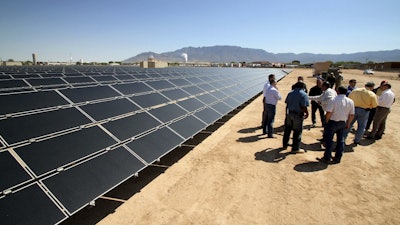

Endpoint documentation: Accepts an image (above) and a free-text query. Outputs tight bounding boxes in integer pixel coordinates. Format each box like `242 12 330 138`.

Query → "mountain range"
123 46 400 64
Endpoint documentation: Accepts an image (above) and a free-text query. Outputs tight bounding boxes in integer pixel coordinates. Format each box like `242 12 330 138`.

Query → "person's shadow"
237 134 267 143
237 126 259 134
254 147 290 163
294 161 328 172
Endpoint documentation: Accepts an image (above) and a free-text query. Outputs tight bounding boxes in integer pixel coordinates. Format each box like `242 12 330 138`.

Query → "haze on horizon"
1 0 399 62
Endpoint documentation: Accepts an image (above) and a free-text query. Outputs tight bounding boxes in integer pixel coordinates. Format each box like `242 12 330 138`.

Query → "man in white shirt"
317 86 355 164
260 74 276 128
262 79 282 137
367 82 395 140
308 81 337 112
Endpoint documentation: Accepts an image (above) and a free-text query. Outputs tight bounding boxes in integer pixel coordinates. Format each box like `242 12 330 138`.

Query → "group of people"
261 73 395 164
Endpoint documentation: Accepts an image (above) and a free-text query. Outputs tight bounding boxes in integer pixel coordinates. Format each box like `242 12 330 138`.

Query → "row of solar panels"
0 67 268 93
0 67 289 225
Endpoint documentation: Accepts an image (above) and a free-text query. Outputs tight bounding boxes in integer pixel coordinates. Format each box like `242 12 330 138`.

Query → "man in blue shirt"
283 81 309 153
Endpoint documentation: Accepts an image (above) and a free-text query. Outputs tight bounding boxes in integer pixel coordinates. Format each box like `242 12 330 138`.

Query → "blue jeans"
343 107 370 143
323 120 346 161
283 112 304 150
262 103 276 137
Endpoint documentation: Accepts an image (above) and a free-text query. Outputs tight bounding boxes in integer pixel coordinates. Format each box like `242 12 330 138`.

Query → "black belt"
289 110 303 115
355 107 370 111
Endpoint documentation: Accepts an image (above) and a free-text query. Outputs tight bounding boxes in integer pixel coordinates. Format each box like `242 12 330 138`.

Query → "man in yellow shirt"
343 82 378 144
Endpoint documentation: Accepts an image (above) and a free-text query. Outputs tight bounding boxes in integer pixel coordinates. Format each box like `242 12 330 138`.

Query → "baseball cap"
365 81 375 87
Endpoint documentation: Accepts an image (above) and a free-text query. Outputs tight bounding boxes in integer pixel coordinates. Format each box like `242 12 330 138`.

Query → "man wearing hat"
365 80 388 131
343 81 378 144
367 82 395 140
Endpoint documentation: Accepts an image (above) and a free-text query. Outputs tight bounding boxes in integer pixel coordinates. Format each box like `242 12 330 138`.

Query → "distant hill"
123 46 400 64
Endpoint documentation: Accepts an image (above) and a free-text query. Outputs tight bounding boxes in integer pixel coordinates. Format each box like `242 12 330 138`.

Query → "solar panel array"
0 66 289 225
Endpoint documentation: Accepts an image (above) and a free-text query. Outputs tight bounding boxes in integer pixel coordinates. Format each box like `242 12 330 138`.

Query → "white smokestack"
181 53 188 62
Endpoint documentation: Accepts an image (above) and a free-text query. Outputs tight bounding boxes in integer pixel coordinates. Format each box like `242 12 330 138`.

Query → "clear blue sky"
1 0 399 62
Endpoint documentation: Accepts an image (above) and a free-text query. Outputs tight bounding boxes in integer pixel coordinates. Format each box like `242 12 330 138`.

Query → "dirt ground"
66 68 400 225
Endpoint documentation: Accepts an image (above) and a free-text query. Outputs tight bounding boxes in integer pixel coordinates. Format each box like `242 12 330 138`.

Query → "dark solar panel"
169 78 192 87
160 88 190 100
112 82 153 95
0 91 69 116
210 90 228 99
42 146 146 214
182 85 205 95
115 74 135 81
148 103 187 123
127 127 184 163
26 77 67 87
41 73 63 78
91 75 117 82
15 126 117 176
130 92 170 108
61 86 120 103
176 97 205 112
146 80 175 90
0 151 32 191
197 83 215 92
11 74 40 79
64 76 95 84
168 115 207 139
80 98 140 121
186 77 204 84
196 93 219 105
211 101 233 115
223 97 242 108
0 108 91 145
0 75 12 79
102 112 161 141
194 107 222 124
0 184 67 225
0 80 30 89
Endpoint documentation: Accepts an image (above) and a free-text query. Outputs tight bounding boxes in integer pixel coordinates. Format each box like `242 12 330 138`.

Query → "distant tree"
332 61 359 67
7 59 14 62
